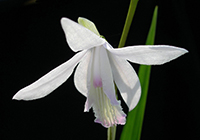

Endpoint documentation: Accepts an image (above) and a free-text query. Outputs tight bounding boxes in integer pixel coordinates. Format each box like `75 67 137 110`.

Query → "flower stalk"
118 0 139 48
108 0 139 139
107 126 117 140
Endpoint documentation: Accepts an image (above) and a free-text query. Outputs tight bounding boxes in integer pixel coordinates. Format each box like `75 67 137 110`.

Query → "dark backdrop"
1 0 199 139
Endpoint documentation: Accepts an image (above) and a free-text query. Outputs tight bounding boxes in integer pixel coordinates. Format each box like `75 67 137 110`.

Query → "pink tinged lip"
92 87 126 128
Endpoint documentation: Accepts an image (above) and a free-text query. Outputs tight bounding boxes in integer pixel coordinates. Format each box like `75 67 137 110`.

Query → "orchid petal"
108 53 141 111
100 46 119 105
106 44 188 65
74 50 92 97
84 87 95 112
78 17 100 36
13 50 88 100
61 18 105 52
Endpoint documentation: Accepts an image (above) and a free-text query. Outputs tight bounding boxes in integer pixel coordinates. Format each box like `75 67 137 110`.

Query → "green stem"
107 126 117 140
107 0 139 140
118 0 139 48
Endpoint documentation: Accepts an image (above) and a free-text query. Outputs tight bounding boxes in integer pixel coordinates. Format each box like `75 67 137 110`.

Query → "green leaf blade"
120 6 158 140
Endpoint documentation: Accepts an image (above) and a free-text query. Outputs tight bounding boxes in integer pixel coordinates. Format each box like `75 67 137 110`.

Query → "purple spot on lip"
93 77 102 88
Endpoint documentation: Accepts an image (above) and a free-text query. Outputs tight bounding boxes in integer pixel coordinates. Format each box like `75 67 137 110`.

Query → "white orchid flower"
13 17 188 128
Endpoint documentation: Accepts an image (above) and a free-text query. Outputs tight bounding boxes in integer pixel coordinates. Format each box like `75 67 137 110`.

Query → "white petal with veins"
108 52 141 111
74 50 92 97
106 44 188 65
13 50 88 100
61 18 105 52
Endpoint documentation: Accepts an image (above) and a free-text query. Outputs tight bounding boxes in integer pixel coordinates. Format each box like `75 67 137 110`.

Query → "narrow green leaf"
120 6 158 140
145 6 158 45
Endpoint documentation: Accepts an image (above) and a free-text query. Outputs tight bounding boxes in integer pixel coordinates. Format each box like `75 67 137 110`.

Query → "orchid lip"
89 87 126 128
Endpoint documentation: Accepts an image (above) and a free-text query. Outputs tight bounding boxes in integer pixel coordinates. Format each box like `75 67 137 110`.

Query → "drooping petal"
13 50 88 100
84 86 95 112
83 51 96 112
108 52 141 111
61 18 106 52
78 17 100 36
105 43 188 65
100 46 119 105
74 50 92 97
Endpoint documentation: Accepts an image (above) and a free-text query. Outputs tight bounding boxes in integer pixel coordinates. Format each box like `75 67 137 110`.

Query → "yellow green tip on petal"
78 17 100 36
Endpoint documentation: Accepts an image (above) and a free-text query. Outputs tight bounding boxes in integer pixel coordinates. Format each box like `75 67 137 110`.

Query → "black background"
0 0 199 139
